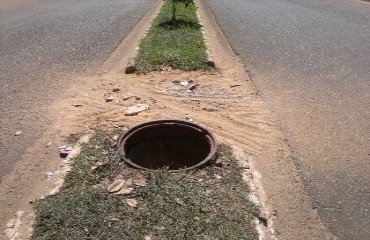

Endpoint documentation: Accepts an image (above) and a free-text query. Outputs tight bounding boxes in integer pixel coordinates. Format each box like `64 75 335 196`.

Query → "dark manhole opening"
118 120 217 170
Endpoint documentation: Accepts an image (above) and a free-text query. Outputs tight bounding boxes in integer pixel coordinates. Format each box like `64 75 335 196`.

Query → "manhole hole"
118 120 217 170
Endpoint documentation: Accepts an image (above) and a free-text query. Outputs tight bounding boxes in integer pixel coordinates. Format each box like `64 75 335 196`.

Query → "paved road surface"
0 0 154 181
204 0 370 239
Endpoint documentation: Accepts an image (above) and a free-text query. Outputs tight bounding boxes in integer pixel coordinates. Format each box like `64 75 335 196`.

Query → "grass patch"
31 130 259 239
135 0 210 73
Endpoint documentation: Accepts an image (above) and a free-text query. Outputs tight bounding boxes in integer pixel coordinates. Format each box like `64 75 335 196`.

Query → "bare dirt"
1 0 337 239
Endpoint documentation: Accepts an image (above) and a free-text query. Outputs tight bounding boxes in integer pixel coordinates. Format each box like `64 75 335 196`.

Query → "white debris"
123 104 149 116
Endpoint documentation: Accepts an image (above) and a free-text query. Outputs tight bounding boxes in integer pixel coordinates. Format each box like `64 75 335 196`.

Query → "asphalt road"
0 0 154 181
204 0 370 239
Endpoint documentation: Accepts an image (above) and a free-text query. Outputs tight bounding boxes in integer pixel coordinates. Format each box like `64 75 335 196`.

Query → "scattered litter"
126 198 138 208
123 104 149 116
44 171 54 180
107 179 125 193
115 187 134 195
14 131 22 136
46 142 52 147
182 79 194 86
105 96 114 102
144 236 152 240
170 79 199 93
112 88 121 92
230 84 241 88
59 145 73 157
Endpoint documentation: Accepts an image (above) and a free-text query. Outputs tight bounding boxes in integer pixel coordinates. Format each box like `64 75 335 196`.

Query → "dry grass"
31 130 259 239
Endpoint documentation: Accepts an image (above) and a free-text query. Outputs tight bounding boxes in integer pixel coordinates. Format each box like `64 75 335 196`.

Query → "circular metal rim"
117 119 217 171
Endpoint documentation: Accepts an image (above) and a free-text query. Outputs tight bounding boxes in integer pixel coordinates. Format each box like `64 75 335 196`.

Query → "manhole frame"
117 119 217 171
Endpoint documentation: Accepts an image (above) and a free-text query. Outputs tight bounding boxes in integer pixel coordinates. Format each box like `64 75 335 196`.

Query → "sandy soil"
0 0 336 239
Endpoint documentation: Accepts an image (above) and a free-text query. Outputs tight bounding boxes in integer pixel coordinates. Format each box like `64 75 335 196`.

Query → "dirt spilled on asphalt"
0 0 335 239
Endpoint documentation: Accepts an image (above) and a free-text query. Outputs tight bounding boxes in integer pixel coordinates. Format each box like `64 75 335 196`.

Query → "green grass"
31 131 259 239
135 0 210 73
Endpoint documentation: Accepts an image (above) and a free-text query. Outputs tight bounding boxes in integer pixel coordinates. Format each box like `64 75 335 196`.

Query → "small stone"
215 158 223 166
125 65 136 74
187 84 199 91
185 117 194 122
4 228 15 239
107 179 125 193
15 131 22 136
105 96 114 102
243 163 251 169
123 104 149 116
44 171 53 180
206 60 216 68
6 219 15 228
112 88 121 92
144 236 152 240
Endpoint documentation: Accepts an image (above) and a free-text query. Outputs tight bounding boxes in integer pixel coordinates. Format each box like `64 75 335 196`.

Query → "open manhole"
118 120 217 170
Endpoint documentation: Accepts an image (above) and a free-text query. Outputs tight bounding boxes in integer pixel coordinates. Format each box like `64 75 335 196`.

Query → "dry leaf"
214 174 223 180
107 179 125 193
126 198 138 208
125 178 133 186
90 161 107 170
133 177 147 186
115 187 134 195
